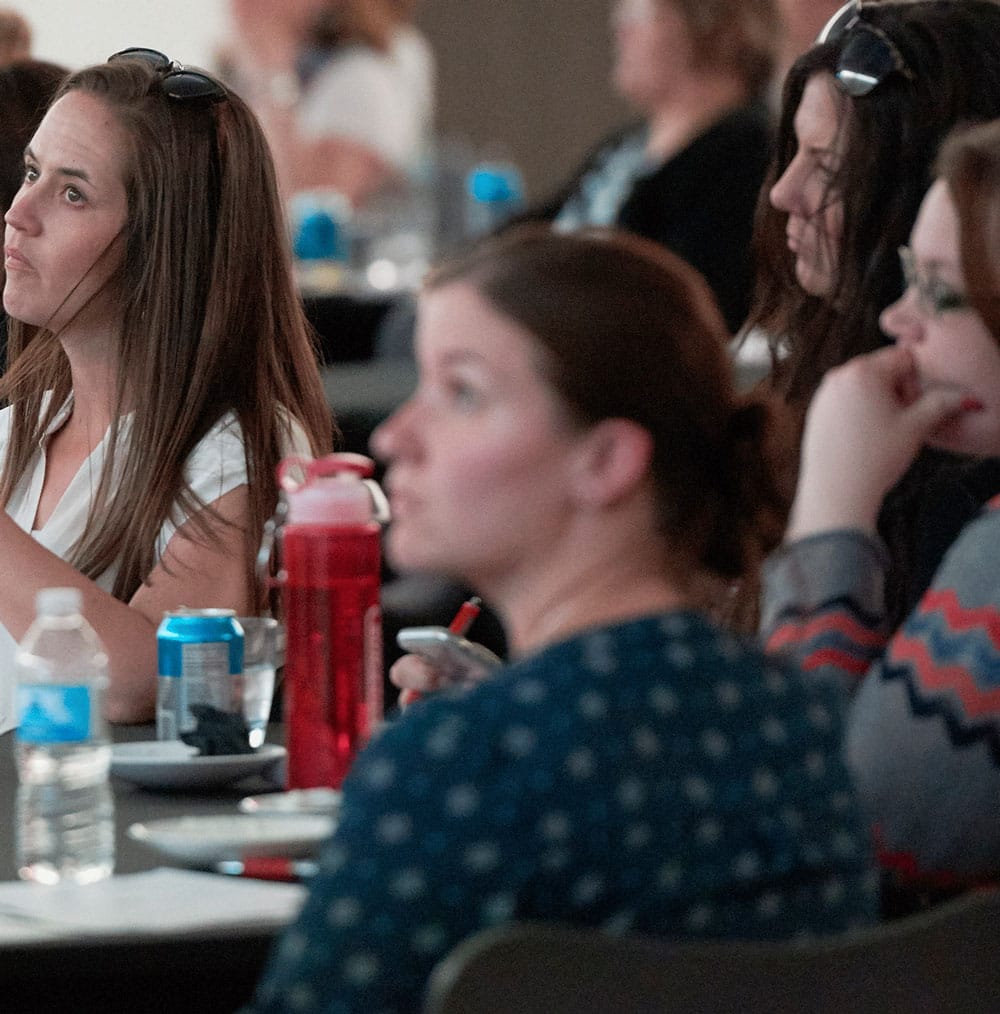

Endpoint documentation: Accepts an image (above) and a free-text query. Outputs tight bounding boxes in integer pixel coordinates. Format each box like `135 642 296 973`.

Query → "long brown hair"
744 1 1000 628
0 57 333 609
747 0 1000 405
427 225 791 584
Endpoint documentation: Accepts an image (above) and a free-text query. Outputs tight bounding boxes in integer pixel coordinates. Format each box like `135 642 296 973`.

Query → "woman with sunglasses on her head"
0 51 331 732
762 118 1000 910
245 226 876 1014
745 0 1000 631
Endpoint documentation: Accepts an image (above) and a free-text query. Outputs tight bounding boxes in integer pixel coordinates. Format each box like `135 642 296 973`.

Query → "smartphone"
395 626 502 686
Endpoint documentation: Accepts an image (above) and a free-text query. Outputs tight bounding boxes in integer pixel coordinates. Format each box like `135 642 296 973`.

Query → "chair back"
423 889 1000 1014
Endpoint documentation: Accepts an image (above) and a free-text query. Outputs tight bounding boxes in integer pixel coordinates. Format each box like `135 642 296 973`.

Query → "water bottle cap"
36 587 82 617
277 453 378 525
278 452 374 490
294 209 340 261
468 164 523 204
290 189 351 262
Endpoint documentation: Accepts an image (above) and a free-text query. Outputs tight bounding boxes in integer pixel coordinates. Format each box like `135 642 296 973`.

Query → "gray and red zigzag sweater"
761 496 1000 888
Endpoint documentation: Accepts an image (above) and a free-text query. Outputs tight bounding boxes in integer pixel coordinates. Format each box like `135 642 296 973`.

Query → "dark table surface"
0 725 291 1014
0 724 285 881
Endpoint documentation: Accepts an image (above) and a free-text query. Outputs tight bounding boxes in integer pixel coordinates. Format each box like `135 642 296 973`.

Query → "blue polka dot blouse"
247 610 878 1013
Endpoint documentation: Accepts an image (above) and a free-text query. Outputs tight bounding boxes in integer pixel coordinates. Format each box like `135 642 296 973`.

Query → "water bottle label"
16 684 91 743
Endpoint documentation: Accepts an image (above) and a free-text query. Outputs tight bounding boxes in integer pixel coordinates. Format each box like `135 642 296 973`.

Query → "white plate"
110 740 286 790
239 787 343 816
127 814 335 867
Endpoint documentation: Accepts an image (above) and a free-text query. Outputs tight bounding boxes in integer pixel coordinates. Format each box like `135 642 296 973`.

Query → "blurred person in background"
245 225 875 1014
0 8 30 67
0 59 67 371
511 0 781 333
0 60 66 216
219 0 434 208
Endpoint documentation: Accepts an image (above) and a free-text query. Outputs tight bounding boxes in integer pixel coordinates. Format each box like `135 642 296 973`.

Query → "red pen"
399 597 482 708
448 596 482 636
215 857 319 881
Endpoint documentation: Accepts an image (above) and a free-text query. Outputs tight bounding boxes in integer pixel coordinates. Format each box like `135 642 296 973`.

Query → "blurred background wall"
11 0 629 201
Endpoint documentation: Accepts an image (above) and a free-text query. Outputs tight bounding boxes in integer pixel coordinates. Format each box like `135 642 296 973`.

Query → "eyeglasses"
898 246 968 316
816 0 915 98
108 47 228 103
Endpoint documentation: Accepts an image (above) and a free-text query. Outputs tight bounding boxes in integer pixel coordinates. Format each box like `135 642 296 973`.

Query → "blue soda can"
156 609 244 741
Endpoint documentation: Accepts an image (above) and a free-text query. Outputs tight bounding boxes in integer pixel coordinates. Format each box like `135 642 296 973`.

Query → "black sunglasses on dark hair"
816 0 915 98
108 47 228 103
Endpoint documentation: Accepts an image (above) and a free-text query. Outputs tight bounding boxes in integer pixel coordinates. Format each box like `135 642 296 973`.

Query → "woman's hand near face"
786 345 971 541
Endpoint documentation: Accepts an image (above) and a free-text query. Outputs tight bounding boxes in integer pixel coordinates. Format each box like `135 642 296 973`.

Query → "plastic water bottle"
464 161 525 238
14 587 115 884
290 189 352 295
275 453 388 788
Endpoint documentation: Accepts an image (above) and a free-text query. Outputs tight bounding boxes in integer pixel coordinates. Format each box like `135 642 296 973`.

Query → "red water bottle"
275 453 388 788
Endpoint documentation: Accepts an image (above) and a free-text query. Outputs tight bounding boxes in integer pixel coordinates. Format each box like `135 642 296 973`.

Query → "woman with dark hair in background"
0 51 331 731
745 0 1000 628
512 0 780 333
245 226 876 1014
0 59 66 215
763 116 1000 908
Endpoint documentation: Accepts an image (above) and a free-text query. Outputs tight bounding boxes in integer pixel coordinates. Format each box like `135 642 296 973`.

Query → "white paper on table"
0 867 306 944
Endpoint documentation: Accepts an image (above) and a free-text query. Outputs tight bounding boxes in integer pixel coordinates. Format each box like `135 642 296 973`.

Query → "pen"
448 596 482 636
215 858 319 882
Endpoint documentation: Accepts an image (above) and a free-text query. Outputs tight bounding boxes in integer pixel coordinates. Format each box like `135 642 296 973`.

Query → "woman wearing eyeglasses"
762 118 1000 909
744 0 1000 634
0 52 331 731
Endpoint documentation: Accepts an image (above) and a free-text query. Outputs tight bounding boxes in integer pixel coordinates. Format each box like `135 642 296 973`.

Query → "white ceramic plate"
127 814 335 867
110 740 286 790
239 787 343 817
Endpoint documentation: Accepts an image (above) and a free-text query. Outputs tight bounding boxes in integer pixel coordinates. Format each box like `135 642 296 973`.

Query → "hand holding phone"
394 626 502 689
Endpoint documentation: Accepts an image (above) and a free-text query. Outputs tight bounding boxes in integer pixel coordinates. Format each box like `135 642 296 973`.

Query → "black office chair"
423 889 1000 1014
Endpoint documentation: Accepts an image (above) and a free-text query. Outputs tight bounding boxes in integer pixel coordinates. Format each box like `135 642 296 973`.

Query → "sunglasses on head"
108 47 228 103
816 0 915 98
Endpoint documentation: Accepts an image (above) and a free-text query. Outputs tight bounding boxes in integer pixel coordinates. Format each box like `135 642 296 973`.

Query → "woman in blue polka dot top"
245 226 877 1014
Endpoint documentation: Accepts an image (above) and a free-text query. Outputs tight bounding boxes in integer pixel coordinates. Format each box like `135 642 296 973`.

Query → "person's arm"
762 346 1000 881
258 108 396 207
763 496 1000 883
762 346 969 686
283 51 409 204
761 527 893 691
845 502 1000 881
0 482 252 724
